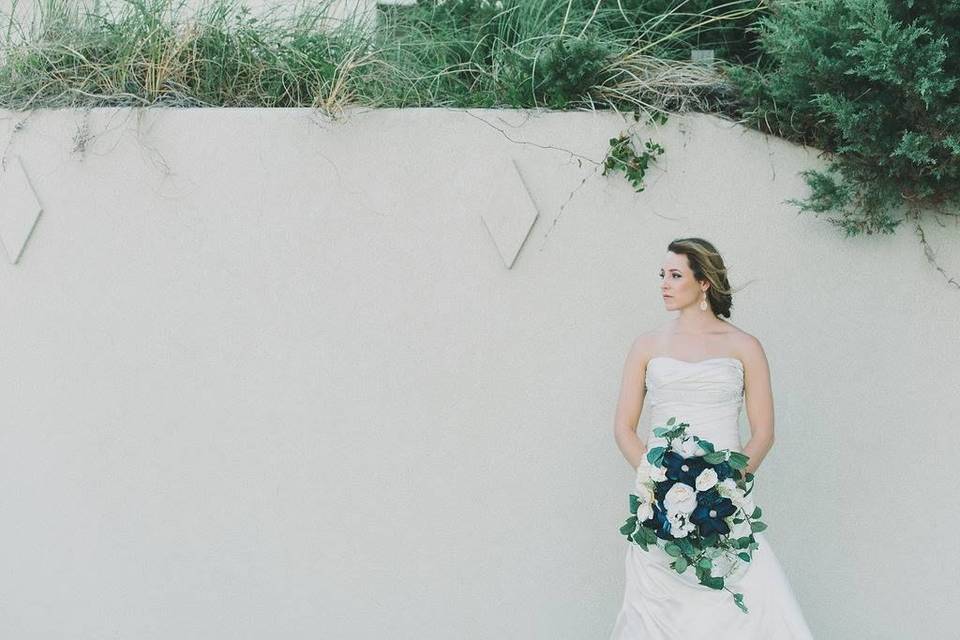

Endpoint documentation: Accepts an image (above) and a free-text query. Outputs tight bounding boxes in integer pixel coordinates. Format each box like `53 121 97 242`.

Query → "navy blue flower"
713 460 734 481
653 478 674 504
663 450 707 486
651 502 673 540
690 490 736 536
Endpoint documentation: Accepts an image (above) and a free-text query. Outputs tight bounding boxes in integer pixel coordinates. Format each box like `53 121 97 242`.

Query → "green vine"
602 133 666 193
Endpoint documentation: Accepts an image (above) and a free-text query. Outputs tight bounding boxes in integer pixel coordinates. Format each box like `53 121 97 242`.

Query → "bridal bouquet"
619 417 766 614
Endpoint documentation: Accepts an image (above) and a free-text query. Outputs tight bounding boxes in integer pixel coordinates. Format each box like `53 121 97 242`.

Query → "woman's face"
659 251 704 311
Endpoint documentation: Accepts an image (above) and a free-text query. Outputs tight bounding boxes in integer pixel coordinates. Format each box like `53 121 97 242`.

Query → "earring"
699 293 708 311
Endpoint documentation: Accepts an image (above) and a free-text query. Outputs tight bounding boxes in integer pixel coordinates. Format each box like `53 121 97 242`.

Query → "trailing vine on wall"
603 134 666 193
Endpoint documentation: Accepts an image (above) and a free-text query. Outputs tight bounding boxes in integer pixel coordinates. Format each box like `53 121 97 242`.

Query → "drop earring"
699 293 708 311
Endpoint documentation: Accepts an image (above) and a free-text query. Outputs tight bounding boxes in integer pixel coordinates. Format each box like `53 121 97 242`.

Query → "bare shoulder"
726 326 769 371
624 328 662 366
631 325 669 352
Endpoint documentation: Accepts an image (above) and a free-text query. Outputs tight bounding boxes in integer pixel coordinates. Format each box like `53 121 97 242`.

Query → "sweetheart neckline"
648 356 743 369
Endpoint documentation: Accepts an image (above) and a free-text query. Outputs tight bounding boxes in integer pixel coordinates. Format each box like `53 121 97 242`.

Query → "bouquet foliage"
619 417 767 613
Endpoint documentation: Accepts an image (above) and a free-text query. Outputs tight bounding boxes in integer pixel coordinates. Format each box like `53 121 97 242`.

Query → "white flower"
673 435 703 458
717 478 755 514
733 490 756 515
635 460 652 486
650 464 668 482
633 463 656 519
664 482 698 515
717 478 736 493
634 478 655 507
636 500 654 523
695 467 719 492
667 510 695 538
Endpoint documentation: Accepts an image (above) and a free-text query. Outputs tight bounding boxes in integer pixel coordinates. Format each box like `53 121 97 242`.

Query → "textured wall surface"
0 106 957 639
0 0 396 30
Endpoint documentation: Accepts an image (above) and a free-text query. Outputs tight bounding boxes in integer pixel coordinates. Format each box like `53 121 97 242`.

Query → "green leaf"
619 516 637 535
727 451 750 469
738 552 751 562
666 417 676 425
704 451 726 464
697 557 713 569
751 521 768 533
701 575 724 589
674 556 688 573
646 447 666 466
751 506 762 519
733 592 748 613
664 543 682 557
652 427 668 437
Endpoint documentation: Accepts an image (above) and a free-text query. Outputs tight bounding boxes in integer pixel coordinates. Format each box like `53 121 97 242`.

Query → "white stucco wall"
0 105 957 639
0 0 403 32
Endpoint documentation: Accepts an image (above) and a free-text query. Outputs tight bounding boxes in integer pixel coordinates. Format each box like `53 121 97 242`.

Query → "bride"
608 238 814 639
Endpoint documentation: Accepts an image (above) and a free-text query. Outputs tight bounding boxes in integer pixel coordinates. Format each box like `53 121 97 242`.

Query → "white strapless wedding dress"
608 357 814 639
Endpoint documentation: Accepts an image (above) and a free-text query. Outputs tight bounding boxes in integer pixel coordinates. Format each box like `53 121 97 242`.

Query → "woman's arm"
741 336 775 476
613 336 650 471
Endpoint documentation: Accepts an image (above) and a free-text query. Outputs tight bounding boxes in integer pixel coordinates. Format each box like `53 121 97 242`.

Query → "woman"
608 238 814 639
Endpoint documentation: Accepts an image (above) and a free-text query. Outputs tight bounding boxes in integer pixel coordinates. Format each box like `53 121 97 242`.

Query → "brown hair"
666 237 734 318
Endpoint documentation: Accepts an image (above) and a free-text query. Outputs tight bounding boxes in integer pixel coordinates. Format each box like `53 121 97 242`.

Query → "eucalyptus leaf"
702 575 724 589
646 447 666 466
728 451 749 469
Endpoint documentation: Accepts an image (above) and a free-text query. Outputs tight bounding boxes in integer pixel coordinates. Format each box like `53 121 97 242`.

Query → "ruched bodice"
644 357 745 454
